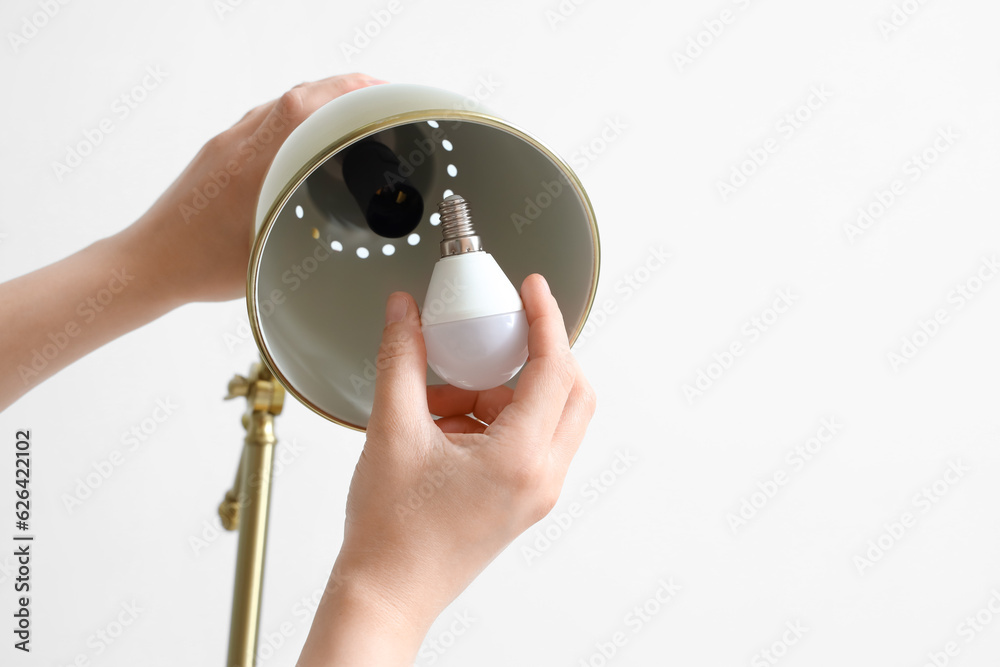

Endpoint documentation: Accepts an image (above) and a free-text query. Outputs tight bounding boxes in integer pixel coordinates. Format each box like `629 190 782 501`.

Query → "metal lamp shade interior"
248 84 599 430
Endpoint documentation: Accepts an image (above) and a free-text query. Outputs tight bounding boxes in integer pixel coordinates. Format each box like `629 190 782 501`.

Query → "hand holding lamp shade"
221 83 600 665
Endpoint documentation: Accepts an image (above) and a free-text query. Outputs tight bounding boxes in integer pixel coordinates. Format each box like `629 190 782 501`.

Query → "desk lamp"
217 83 600 665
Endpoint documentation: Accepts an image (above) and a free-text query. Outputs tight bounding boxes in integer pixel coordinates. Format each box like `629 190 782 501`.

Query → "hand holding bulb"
297 272 596 666
420 194 529 390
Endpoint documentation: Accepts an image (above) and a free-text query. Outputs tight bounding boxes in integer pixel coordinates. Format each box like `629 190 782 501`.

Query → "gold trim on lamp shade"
246 109 601 432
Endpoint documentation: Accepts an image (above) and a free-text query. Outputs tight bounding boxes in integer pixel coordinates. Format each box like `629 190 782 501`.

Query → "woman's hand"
297 274 597 666
130 72 386 303
0 73 385 411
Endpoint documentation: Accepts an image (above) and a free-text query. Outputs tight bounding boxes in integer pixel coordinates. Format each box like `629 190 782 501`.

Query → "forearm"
0 75 385 414
297 562 435 667
0 220 180 410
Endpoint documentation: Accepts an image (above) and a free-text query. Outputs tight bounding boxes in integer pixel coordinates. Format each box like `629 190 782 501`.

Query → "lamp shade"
247 83 600 430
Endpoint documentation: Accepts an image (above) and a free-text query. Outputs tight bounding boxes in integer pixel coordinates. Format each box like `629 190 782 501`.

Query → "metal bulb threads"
440 194 474 237
438 194 483 257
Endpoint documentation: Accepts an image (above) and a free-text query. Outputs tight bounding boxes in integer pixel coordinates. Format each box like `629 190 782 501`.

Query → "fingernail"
386 293 408 324
366 78 389 85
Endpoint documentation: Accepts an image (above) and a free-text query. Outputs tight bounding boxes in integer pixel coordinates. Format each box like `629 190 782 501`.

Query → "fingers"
433 415 488 435
489 274 576 444
229 99 274 131
250 73 387 147
211 74 388 159
368 292 432 437
427 384 513 425
549 371 597 468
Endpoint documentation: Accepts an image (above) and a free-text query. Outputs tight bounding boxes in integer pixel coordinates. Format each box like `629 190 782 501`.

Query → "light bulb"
421 194 528 391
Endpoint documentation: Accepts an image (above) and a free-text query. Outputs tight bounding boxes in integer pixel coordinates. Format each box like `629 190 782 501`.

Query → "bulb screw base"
439 194 483 257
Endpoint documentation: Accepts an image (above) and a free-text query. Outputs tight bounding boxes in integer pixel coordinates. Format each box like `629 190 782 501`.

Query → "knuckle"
504 457 545 494
276 88 307 122
527 485 560 524
341 72 370 85
497 453 562 524
335 72 373 94
205 129 228 149
200 131 232 157
375 334 411 372
536 487 561 520
579 381 597 417
543 352 577 393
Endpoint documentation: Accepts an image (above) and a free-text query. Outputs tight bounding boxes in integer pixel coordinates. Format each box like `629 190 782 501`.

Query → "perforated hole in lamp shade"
252 117 597 430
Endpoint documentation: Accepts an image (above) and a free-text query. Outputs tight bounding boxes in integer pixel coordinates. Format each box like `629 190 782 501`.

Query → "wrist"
298 560 437 666
107 216 188 313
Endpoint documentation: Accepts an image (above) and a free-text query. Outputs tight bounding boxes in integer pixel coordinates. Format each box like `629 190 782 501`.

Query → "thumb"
368 292 431 434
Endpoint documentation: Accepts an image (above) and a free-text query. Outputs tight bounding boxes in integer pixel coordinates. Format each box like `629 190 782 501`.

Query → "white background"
2 0 1000 665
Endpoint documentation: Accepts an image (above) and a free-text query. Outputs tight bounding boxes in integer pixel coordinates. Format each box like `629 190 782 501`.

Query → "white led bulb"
421 195 528 391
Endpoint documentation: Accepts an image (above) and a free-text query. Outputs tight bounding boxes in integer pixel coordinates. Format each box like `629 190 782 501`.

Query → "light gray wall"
1 0 999 665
